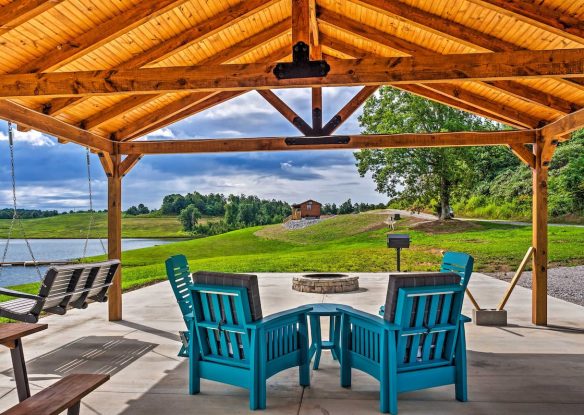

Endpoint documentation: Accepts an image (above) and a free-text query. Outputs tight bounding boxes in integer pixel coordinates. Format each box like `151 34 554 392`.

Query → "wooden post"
532 138 548 326
107 154 123 321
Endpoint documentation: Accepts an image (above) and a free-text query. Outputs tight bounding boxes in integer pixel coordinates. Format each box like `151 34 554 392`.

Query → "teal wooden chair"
379 252 474 316
165 254 194 357
188 279 311 410
338 272 471 414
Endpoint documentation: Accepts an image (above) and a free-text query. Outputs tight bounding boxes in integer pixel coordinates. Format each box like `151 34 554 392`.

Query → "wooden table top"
0 323 48 346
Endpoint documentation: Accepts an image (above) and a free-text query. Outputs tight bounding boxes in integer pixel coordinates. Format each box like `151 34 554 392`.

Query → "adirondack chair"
0 261 119 323
338 272 470 414
188 277 311 410
379 252 474 316
165 254 194 357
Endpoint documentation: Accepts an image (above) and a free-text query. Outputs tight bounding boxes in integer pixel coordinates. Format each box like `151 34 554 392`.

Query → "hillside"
0 212 188 238
3 213 584 304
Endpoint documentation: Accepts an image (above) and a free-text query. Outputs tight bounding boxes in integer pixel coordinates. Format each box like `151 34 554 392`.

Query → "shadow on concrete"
4 336 156 380
115 320 182 342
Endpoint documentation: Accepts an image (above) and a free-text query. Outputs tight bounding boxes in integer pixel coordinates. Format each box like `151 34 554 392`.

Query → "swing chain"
82 147 107 259
1 122 42 280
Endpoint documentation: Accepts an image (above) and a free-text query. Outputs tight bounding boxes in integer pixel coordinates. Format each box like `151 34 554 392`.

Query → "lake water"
0 238 180 287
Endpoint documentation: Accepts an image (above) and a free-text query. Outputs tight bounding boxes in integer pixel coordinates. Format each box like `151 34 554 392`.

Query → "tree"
356 86 501 220
339 199 354 214
179 205 201 232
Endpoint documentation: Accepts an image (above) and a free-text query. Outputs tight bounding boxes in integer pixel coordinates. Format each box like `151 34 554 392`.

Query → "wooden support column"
107 153 123 321
532 136 548 326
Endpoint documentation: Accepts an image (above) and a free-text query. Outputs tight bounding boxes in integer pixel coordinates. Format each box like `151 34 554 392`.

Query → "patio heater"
387 234 410 272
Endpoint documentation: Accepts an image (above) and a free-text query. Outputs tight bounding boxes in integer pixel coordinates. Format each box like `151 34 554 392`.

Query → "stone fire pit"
292 273 359 293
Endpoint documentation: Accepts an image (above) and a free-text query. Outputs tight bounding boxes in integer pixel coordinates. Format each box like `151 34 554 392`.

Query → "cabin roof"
0 0 583 154
292 200 321 208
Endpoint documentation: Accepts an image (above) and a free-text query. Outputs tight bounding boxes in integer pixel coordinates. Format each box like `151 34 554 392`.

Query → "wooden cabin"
291 200 321 220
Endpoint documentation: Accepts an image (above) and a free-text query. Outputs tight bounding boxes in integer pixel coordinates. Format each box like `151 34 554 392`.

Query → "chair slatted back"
39 267 82 311
440 252 474 289
84 261 119 302
393 284 465 371
190 284 253 367
165 255 194 322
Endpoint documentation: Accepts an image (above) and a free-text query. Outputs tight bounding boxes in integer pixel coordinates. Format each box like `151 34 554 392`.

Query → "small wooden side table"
0 323 48 402
306 303 351 370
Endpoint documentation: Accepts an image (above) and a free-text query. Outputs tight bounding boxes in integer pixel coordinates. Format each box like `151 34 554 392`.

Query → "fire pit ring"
292 273 359 294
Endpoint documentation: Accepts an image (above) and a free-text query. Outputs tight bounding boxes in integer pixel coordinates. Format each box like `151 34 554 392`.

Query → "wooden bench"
1 374 109 415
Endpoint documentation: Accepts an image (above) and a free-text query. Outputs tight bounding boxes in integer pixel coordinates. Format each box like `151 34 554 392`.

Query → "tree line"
357 86 584 222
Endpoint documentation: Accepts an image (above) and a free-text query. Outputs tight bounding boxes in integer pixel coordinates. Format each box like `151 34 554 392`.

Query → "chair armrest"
247 305 313 330
0 287 40 301
460 314 472 323
336 306 400 331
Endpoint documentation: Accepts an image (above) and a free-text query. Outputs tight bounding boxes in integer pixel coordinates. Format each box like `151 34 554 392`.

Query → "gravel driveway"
489 266 584 307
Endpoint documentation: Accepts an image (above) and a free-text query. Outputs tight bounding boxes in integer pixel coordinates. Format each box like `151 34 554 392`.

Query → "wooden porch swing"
0 122 119 323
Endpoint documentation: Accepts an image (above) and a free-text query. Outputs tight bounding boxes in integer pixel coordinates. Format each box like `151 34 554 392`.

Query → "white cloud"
0 130 55 147
141 128 175 140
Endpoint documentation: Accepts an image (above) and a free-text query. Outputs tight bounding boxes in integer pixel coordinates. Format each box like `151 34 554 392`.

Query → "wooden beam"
321 37 546 129
119 154 143 177
292 0 310 45
119 130 536 155
397 84 523 128
509 144 535 169
540 107 584 139
98 152 114 177
107 154 122 322
0 0 63 34
319 8 578 115
122 91 246 142
0 100 112 152
79 21 291 132
532 137 548 326
257 90 313 135
322 86 378 135
16 0 190 73
116 47 291 142
422 83 542 128
466 0 584 45
318 7 432 57
115 92 215 140
4 48 584 98
309 0 319 47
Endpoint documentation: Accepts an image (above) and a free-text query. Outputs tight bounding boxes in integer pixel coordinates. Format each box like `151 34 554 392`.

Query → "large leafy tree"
355 87 510 219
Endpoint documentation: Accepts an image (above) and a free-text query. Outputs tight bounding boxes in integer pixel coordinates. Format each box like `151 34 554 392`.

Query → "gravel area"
283 218 326 230
488 265 584 307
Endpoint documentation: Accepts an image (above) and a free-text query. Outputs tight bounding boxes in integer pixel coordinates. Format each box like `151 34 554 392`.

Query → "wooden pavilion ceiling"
0 0 583 152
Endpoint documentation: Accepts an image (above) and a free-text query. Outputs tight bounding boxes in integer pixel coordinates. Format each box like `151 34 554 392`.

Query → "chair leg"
340 315 351 388
309 315 322 370
388 332 398 415
455 324 468 402
188 322 200 395
258 377 267 410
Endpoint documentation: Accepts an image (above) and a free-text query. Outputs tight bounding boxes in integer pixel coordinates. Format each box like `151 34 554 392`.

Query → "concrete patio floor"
0 272 583 414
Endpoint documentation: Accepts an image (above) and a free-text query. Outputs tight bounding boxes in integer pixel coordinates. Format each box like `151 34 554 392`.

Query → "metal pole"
396 248 401 272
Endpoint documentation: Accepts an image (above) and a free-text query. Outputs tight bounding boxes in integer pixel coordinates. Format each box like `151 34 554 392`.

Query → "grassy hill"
0 212 189 238
3 213 584 305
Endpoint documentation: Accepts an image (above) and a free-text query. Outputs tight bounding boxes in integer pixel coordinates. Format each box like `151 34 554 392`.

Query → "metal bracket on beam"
285 135 350 146
273 42 330 80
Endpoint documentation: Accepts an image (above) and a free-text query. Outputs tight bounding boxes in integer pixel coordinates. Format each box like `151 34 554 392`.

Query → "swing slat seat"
0 260 119 323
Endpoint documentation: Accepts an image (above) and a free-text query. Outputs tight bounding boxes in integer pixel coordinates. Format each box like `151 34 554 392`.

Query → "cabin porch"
0 272 581 414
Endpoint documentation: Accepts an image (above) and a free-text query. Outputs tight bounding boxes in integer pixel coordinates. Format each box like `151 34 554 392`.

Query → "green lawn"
2 213 584 308
0 212 189 238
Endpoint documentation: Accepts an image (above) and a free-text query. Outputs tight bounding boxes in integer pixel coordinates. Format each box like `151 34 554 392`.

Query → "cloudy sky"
0 87 387 211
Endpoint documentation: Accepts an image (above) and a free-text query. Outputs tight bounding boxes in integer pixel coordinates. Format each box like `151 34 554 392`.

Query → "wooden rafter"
466 0 584 45
121 91 246 142
322 86 378 135
539 108 584 166
257 90 313 136
44 1 286 120
321 37 548 129
318 7 576 115
3 48 584 98
0 0 63 35
509 144 535 169
16 0 191 74
118 130 536 155
292 0 310 45
119 155 143 177
0 100 111 152
354 0 584 93
114 46 291 142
